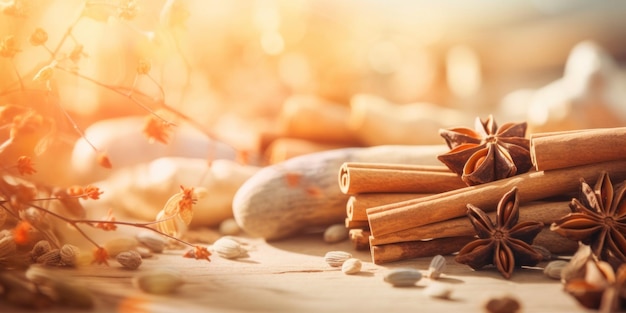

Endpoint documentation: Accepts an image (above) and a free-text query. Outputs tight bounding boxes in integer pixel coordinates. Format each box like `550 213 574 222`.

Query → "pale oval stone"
136 231 166 253
341 258 362 275
384 268 422 287
423 282 453 299
324 251 352 267
132 269 184 295
323 224 349 243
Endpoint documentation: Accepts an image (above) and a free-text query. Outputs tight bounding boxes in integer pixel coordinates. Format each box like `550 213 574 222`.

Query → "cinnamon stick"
345 218 368 229
370 227 577 264
349 229 371 251
371 236 474 264
346 193 431 222
338 162 465 195
530 127 626 171
369 200 571 246
367 160 626 237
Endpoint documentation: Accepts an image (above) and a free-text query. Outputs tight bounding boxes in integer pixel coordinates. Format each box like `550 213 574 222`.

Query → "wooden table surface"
1 232 586 313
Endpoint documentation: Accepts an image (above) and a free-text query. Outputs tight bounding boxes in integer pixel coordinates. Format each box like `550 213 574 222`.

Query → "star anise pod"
563 258 626 312
455 187 544 279
550 172 626 265
437 115 532 186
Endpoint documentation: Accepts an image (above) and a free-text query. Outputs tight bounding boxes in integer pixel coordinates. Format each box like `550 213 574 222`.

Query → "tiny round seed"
341 258 362 275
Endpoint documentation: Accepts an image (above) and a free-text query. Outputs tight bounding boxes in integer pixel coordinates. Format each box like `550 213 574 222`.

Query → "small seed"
36 249 62 266
384 268 422 287
212 237 247 259
116 250 142 270
132 269 184 295
484 295 521 313
423 282 453 299
59 244 81 267
341 258 362 275
323 224 349 243
29 240 50 262
426 254 446 279
136 231 165 253
543 260 568 280
324 251 352 267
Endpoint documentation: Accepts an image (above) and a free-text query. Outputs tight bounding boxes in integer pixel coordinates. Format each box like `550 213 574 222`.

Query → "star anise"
455 187 544 279
563 258 626 312
437 115 532 186
550 172 626 265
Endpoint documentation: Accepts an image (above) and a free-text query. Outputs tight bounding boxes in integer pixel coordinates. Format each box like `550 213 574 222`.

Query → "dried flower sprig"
0 183 210 264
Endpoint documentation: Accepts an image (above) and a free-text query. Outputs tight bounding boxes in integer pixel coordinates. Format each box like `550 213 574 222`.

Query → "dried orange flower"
66 185 103 200
136 58 151 75
117 0 139 20
183 246 211 261
66 185 84 197
13 220 32 245
178 185 195 216
94 209 117 231
92 246 109 265
142 115 171 144
97 152 113 169
16 156 36 175
84 185 103 200
28 27 48 46
0 35 20 58
69 44 86 63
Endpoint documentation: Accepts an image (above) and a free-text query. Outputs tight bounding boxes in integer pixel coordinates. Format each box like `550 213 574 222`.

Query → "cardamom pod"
116 250 143 270
324 251 352 267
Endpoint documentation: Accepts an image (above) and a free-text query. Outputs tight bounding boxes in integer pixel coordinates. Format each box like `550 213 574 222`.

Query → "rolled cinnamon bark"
366 160 626 238
349 229 371 251
338 162 465 195
530 127 626 171
371 236 474 264
371 227 577 264
369 201 571 245
346 193 431 222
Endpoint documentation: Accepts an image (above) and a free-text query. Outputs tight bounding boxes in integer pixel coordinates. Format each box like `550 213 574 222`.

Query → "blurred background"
2 0 626 163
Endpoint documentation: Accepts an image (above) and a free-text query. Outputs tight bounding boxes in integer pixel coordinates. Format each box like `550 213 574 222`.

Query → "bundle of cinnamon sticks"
339 127 626 264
